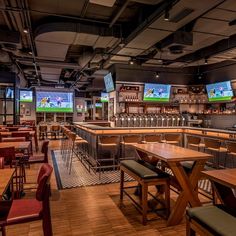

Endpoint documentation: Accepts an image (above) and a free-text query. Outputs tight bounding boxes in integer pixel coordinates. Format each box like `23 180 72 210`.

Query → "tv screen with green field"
36 91 73 112
143 83 171 102
206 81 234 102
20 90 33 102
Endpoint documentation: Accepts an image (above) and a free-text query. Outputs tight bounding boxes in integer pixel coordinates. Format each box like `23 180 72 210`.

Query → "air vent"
170 8 194 23
168 45 183 54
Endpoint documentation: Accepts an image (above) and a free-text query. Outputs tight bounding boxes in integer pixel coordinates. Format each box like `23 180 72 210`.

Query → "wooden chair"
187 136 203 151
204 138 227 168
0 163 53 236
50 125 60 139
39 125 48 140
163 133 181 146
121 135 142 160
142 134 162 143
98 136 120 169
226 142 236 168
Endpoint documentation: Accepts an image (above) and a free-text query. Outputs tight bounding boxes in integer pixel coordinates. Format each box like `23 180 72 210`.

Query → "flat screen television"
104 72 114 92
36 91 74 112
206 81 234 102
20 90 33 102
6 87 14 99
101 92 108 102
95 103 102 108
143 83 171 102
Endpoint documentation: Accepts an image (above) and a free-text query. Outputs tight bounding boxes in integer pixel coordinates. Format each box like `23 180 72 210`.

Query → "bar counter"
74 122 236 160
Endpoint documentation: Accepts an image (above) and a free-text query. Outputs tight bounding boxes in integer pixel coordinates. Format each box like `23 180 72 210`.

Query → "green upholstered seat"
121 160 160 179
187 205 236 236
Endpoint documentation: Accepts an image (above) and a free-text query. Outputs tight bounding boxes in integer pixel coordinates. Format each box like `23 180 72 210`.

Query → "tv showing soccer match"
20 90 33 102
206 81 234 102
101 92 108 102
104 72 115 93
36 91 74 112
143 83 171 102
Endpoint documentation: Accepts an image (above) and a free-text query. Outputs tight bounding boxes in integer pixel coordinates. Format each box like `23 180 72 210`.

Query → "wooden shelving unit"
36 112 74 124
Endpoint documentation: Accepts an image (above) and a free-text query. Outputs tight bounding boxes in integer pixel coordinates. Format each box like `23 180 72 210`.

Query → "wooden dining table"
202 168 236 209
0 168 15 198
0 141 31 153
133 142 212 226
0 130 38 151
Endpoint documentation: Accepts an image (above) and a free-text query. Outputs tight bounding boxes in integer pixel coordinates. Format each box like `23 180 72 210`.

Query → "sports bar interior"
0 0 236 235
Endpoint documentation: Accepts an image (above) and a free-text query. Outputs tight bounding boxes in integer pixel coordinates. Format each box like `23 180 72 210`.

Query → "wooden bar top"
0 168 15 197
202 168 236 188
133 143 212 162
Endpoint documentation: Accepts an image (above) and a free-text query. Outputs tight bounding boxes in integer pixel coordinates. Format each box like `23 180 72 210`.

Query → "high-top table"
133 142 212 226
202 168 236 210
0 169 15 198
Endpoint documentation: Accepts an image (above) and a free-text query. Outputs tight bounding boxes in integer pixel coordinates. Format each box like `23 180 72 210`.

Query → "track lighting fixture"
155 72 159 78
204 58 208 65
164 9 169 21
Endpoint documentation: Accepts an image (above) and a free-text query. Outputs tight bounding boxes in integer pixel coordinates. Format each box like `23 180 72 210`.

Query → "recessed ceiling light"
204 58 208 65
129 59 134 65
155 72 159 78
164 9 169 21
23 28 29 34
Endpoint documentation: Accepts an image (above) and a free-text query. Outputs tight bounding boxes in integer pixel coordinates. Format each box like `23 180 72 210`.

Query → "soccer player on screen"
56 97 62 107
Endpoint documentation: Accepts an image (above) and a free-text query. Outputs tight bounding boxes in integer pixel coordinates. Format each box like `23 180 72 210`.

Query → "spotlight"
129 58 134 65
198 74 202 80
28 51 32 55
23 28 29 34
155 72 159 78
204 58 208 65
164 9 169 21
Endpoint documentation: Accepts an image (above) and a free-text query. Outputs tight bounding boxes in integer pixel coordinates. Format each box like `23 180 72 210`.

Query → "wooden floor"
5 140 209 236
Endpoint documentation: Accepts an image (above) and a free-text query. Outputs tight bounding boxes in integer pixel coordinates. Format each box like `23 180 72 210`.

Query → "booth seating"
120 160 170 225
186 205 236 236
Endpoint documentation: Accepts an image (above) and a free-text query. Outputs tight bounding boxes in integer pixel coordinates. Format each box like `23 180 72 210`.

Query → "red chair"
29 140 49 164
0 147 16 168
0 163 53 236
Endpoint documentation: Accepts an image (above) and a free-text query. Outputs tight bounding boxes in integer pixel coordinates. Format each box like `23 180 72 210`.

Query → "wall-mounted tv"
95 103 102 108
206 81 234 102
104 72 114 92
143 83 171 102
20 90 33 102
6 87 14 99
101 92 108 102
36 91 74 112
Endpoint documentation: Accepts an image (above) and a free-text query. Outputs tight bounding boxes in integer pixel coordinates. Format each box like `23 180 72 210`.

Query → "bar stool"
204 138 227 168
142 134 162 143
163 133 181 146
98 136 120 169
120 135 142 160
187 136 204 151
39 125 48 140
50 125 60 139
226 142 236 168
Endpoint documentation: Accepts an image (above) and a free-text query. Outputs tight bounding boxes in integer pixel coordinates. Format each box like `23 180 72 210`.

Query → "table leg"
167 160 206 226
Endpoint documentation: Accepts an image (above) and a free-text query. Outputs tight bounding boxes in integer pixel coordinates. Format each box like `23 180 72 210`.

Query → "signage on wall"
120 86 139 92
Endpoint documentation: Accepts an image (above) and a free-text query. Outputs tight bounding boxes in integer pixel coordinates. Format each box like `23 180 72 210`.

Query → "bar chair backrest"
165 133 181 142
51 125 60 131
0 146 15 168
1 137 26 142
144 134 162 143
226 142 236 154
204 138 221 149
99 136 119 144
123 135 142 144
11 132 30 141
0 157 4 169
187 136 201 145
